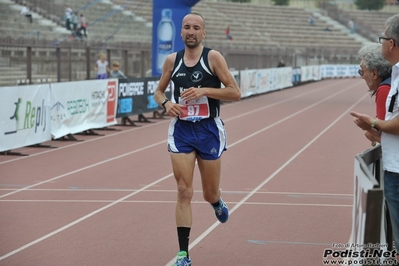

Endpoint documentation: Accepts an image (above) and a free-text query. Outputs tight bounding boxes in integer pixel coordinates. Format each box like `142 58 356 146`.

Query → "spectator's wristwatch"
371 119 379 130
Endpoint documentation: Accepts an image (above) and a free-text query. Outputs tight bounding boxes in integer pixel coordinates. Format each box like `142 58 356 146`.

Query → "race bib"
178 96 210 122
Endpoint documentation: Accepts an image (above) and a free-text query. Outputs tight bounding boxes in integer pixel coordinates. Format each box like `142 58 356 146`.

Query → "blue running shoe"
213 198 229 223
172 251 191 266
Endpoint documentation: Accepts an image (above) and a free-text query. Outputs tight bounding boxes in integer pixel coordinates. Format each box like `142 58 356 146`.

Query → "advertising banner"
320 64 337 79
50 79 118 139
152 0 201 76
301 65 321 82
321 65 358 79
275 67 293 90
239 67 293 98
0 84 51 152
240 69 258 98
116 77 171 118
256 68 272 94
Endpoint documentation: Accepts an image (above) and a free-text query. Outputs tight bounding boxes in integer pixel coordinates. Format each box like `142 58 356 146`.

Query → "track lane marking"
165 83 368 265
0 80 364 261
0 79 355 165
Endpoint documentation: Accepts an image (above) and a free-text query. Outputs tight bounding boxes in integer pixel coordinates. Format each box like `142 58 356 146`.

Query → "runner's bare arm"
154 53 176 104
154 53 183 116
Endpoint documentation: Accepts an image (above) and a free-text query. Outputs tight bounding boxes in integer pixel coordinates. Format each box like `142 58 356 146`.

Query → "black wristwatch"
161 98 169 108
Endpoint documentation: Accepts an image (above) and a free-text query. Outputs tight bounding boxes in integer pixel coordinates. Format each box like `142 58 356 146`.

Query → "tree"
354 0 384 10
271 0 290 5
229 0 251 2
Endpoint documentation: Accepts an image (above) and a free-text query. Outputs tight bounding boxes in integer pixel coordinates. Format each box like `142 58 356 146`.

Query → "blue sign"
152 0 201 77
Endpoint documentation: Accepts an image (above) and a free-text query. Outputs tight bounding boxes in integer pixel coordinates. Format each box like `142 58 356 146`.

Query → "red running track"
0 78 375 266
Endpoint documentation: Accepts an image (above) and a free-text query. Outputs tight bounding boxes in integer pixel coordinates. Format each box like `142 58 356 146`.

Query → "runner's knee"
203 190 219 204
177 185 193 202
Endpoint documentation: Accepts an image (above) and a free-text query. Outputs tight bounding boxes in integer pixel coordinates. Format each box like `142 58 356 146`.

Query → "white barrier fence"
1 84 52 151
0 64 357 153
1 79 118 152
50 79 118 139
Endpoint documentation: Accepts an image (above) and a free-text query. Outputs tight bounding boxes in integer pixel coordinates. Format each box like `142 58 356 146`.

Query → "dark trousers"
80 27 87 37
25 14 32 23
65 19 71 30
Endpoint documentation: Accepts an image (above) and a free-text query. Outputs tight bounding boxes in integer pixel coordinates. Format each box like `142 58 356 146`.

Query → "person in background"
20 4 32 23
71 11 79 31
350 14 399 264
154 12 240 266
277 60 285 67
109 61 127 78
64 5 72 30
80 13 87 38
348 19 355 34
94 52 110 79
357 43 391 146
72 26 83 40
308 15 315 26
225 26 233 41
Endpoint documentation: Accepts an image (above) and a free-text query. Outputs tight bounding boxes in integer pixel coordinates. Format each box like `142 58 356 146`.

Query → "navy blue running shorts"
167 117 227 160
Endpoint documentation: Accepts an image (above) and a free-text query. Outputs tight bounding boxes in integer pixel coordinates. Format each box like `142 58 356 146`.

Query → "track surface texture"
0 78 374 266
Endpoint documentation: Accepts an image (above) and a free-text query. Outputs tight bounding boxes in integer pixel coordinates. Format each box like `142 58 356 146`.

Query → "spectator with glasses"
357 43 391 132
351 14 399 263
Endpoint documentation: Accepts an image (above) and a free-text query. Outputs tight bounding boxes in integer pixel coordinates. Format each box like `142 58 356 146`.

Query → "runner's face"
181 14 205 48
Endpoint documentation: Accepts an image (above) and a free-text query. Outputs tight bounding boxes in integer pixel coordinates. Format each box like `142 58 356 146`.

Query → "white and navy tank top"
171 47 221 120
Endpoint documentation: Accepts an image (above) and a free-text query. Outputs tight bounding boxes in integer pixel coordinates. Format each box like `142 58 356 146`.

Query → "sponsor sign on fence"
116 77 171 118
1 84 51 152
50 79 118 139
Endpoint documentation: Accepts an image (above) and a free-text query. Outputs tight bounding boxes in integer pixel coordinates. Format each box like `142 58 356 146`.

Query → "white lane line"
0 81 362 261
0 79 353 165
0 119 171 165
165 83 368 265
223 79 352 122
0 188 353 196
0 141 165 199
0 81 357 200
0 173 174 261
0 199 352 207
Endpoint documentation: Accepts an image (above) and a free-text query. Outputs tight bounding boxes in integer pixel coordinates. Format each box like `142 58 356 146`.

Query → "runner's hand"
181 87 204 102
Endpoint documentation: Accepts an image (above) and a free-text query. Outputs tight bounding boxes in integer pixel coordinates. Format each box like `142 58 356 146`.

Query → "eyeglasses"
358 69 364 77
379 36 393 44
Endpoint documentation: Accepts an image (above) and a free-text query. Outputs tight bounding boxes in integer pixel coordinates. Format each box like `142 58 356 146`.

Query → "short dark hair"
187 12 205 28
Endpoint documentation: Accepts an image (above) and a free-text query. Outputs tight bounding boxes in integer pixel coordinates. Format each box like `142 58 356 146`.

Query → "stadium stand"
321 0 399 42
4 0 152 43
113 0 365 50
1 0 395 49
344 10 398 38
0 0 395 86
0 0 69 40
